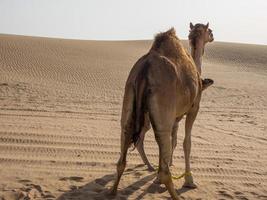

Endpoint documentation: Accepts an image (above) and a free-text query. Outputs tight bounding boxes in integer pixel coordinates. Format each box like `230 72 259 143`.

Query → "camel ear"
190 22 194 30
205 22 209 30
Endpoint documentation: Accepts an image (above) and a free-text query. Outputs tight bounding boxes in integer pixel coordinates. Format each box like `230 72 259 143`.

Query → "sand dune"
0 34 266 200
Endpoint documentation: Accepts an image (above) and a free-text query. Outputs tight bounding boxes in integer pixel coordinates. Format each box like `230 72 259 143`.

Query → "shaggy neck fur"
190 39 205 74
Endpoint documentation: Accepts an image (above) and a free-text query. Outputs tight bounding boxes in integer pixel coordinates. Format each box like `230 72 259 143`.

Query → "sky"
0 0 267 45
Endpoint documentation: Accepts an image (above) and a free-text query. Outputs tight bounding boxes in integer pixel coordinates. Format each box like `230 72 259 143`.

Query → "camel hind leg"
110 130 131 195
110 84 134 195
136 113 154 171
148 89 179 200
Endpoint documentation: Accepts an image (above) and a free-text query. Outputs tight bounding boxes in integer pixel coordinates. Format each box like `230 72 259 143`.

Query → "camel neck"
190 41 205 74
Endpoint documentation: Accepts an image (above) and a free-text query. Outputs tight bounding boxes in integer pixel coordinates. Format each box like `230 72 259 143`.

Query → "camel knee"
117 162 126 173
116 158 126 174
117 152 127 165
158 168 172 184
155 131 172 158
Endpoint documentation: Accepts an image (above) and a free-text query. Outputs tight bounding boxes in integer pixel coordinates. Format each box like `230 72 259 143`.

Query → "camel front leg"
170 117 183 166
183 106 199 188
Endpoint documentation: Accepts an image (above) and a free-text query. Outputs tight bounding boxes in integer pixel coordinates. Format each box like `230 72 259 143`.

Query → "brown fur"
111 24 214 199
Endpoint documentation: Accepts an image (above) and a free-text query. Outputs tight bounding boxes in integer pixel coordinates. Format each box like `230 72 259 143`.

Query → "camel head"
188 22 214 47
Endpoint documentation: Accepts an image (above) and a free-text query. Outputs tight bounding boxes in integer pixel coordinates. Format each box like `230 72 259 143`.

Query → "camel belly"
175 87 198 117
175 100 192 117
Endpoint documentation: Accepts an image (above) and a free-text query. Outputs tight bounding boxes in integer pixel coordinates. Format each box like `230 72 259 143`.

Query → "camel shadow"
57 165 194 200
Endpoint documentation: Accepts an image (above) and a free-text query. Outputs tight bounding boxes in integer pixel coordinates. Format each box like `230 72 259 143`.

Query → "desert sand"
0 34 266 200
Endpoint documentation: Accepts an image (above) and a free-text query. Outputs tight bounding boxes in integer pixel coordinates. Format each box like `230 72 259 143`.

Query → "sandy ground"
0 34 266 200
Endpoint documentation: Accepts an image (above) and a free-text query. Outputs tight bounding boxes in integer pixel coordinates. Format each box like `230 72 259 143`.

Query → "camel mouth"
203 78 214 85
202 78 214 91
209 33 214 42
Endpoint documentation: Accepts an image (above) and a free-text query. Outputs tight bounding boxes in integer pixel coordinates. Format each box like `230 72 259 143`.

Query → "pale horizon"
0 0 267 45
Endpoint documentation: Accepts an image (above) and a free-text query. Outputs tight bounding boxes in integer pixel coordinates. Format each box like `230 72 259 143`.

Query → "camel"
136 23 214 170
110 23 214 199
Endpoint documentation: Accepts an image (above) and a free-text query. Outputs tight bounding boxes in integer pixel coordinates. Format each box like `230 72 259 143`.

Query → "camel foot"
182 181 197 189
183 174 197 189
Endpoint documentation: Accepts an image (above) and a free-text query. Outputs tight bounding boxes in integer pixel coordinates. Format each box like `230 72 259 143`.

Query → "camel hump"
152 28 178 50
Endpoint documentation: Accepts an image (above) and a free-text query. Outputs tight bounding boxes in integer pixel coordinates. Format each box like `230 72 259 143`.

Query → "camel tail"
132 62 149 146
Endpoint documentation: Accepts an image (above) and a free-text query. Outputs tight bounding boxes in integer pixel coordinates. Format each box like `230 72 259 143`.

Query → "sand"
0 34 266 200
